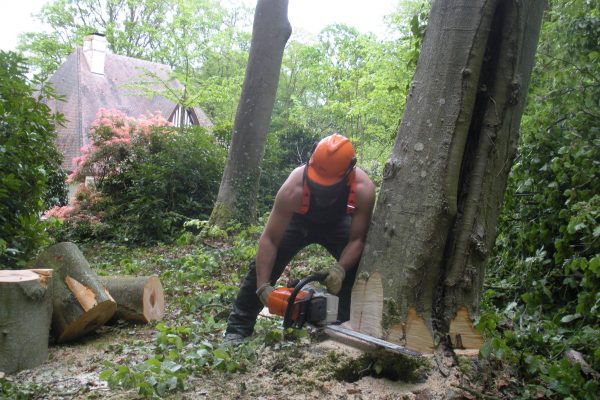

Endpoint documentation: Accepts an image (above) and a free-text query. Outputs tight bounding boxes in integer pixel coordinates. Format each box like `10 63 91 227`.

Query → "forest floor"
5 236 499 399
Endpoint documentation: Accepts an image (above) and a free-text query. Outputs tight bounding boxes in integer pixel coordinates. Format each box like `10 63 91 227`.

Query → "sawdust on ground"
13 323 472 400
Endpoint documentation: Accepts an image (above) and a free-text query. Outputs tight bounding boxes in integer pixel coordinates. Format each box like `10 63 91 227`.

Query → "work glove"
324 262 346 295
256 283 274 306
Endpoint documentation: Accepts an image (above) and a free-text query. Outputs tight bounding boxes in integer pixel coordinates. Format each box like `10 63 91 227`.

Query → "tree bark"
98 276 165 323
351 0 545 353
32 242 116 343
210 0 291 226
0 269 53 374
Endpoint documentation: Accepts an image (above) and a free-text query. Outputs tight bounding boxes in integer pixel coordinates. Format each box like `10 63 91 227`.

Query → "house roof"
47 47 212 171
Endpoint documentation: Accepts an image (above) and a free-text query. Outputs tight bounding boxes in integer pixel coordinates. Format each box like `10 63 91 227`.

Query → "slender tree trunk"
351 0 545 353
210 0 291 226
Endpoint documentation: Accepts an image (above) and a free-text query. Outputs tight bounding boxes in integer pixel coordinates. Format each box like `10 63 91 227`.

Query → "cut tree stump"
32 242 116 343
0 269 53 374
350 273 436 354
448 307 484 350
98 276 165 323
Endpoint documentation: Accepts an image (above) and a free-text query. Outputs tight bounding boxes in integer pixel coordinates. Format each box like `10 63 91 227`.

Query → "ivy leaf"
213 348 230 360
560 314 581 323
166 376 179 390
479 341 492 359
589 256 600 276
98 370 114 381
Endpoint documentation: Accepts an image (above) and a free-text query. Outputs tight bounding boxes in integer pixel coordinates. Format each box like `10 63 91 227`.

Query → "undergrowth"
86 220 332 398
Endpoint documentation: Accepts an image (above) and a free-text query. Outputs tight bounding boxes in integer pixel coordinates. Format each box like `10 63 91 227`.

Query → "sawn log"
98 276 165 323
32 242 116 343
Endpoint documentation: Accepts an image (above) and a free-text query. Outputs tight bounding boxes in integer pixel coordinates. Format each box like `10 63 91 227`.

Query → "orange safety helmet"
306 134 356 186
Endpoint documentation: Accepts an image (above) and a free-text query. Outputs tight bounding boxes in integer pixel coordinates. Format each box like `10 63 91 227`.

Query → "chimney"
83 33 107 75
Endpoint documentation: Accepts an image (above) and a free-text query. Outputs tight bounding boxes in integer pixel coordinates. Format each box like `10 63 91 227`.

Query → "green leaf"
479 341 492 359
373 360 383 375
98 370 114 381
212 348 230 360
166 376 179 390
145 357 161 367
589 256 600 276
560 314 581 323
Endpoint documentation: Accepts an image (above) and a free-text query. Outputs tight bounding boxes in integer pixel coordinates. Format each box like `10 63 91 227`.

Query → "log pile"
0 242 166 374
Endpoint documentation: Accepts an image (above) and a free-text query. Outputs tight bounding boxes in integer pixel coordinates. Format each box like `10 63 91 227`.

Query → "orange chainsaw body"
267 287 310 321
267 281 339 329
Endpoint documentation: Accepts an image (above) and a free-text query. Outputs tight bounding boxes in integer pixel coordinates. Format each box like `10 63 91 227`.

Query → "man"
224 133 376 343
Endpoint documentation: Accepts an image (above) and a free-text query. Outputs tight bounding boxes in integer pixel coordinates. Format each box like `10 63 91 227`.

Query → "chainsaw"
266 273 339 329
266 273 422 357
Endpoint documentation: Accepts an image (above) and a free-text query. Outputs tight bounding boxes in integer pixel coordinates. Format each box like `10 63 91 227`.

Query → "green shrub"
0 51 67 267
49 109 225 244
482 1 599 398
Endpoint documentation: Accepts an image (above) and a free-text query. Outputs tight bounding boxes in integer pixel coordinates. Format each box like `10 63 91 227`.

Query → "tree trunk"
210 0 291 226
98 276 165 323
0 269 53 374
32 242 116 343
351 0 545 353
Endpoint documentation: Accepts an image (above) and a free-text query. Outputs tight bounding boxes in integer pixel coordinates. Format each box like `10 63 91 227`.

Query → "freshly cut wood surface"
448 307 484 350
350 272 383 337
65 275 101 312
0 269 53 374
99 276 165 323
32 242 116 343
1 269 38 281
403 308 435 353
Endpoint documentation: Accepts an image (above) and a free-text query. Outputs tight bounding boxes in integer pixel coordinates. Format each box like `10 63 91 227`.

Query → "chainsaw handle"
283 274 325 329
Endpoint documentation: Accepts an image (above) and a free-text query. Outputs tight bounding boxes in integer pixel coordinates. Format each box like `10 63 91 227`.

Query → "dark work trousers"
225 213 358 337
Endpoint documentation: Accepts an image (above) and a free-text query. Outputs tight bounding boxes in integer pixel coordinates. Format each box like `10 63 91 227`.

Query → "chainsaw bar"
324 324 422 358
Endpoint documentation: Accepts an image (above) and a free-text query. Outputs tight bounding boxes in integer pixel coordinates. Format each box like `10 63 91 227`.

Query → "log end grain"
143 276 165 322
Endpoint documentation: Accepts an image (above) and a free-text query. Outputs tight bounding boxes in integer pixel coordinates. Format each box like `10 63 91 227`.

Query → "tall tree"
17 0 250 79
350 0 546 353
210 0 291 226
18 0 172 77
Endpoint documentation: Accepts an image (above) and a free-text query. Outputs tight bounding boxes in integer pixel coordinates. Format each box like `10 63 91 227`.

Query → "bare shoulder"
355 167 376 210
275 166 305 211
355 168 376 195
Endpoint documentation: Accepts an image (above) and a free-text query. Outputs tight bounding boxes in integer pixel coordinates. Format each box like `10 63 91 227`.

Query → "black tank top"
295 183 350 225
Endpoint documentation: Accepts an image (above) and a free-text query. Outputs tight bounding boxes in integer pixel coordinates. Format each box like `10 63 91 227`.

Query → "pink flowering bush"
50 108 225 244
43 184 109 242
69 108 172 187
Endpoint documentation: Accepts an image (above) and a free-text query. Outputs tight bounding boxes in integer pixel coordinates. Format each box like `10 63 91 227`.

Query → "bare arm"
255 168 303 289
337 169 376 271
